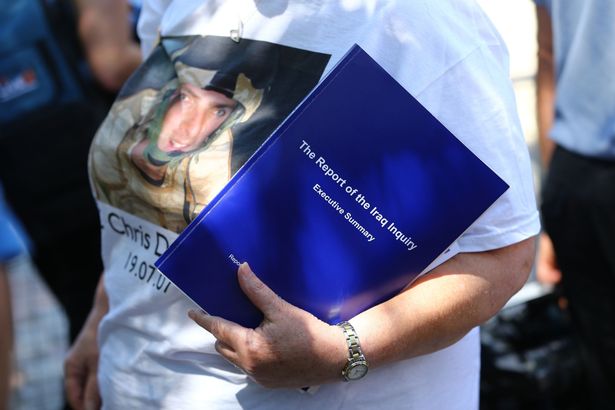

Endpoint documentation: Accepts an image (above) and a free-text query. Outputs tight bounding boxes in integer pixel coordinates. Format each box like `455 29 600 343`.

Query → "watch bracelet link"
337 320 368 381
338 321 363 360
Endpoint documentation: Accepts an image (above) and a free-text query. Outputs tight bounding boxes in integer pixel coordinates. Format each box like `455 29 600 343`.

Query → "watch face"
346 361 368 380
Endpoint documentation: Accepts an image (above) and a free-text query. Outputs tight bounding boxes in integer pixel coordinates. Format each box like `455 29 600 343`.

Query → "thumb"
83 371 101 410
237 262 284 318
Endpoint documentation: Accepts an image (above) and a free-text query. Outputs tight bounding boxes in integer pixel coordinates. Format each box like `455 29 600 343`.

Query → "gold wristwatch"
337 321 369 381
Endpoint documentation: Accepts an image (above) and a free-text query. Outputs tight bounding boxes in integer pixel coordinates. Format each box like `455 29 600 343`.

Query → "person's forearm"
189 237 536 388
536 5 556 169
73 274 107 352
91 274 109 320
0 267 13 410
352 237 535 368
64 273 106 410
82 273 109 334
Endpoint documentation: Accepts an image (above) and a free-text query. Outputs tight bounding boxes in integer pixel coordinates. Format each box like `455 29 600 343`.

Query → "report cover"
155 44 509 328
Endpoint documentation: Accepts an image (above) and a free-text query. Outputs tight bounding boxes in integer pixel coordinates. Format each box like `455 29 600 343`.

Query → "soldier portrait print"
90 35 330 232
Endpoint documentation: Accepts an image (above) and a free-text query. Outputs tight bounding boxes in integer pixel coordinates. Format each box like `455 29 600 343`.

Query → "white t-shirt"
90 1 540 409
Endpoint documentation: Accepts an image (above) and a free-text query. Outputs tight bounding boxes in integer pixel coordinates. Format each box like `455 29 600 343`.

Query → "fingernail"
188 309 196 319
239 262 251 275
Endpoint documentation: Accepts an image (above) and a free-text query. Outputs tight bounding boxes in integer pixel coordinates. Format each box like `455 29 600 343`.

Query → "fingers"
236 263 283 317
64 361 100 410
84 372 101 410
188 309 245 346
215 340 240 364
65 370 85 410
65 352 88 410
537 233 562 285
188 310 247 369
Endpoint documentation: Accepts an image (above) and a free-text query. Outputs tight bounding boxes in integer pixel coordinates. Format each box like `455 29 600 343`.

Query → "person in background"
0 185 27 410
76 0 142 92
0 263 10 410
65 1 540 409
0 0 140 342
534 1 615 408
0 185 68 410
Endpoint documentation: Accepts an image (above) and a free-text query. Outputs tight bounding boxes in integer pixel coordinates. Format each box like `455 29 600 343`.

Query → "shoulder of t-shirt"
137 0 175 57
360 0 510 94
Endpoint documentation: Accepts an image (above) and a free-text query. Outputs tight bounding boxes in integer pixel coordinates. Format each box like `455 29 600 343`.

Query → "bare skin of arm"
64 275 108 410
0 266 13 410
190 237 535 388
75 0 142 92
535 5 562 285
65 238 535 403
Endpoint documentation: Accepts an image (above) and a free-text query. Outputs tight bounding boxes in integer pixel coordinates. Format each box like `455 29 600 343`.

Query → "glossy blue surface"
156 45 508 328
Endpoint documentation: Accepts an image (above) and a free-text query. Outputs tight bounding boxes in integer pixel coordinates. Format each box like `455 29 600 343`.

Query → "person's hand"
189 263 347 388
536 232 562 285
64 305 105 410
77 0 141 91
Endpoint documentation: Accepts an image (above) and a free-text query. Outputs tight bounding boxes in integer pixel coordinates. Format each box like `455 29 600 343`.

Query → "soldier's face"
157 83 237 153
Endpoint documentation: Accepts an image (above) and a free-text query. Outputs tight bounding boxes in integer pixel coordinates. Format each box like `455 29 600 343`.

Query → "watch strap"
338 321 364 362
337 320 368 381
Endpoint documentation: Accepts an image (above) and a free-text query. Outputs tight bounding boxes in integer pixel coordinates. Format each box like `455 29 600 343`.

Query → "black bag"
480 289 588 410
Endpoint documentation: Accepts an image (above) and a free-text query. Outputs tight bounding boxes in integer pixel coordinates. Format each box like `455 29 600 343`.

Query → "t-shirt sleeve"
414 44 541 253
137 0 172 58
359 1 540 253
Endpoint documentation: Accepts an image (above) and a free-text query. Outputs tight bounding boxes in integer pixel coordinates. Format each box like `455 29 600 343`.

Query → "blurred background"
1 0 140 408
478 0 541 191
478 2 588 409
0 1 594 409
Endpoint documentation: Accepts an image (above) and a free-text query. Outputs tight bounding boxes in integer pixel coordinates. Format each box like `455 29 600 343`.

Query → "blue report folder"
155 45 509 328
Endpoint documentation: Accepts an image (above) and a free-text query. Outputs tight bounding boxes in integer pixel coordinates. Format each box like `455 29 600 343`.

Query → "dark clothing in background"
541 145 615 409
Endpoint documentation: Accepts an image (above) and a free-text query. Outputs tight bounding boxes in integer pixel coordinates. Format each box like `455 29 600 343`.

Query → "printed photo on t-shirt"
90 35 330 232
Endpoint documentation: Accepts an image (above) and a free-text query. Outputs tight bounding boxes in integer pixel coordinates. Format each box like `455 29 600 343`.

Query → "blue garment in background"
0 184 28 261
534 0 615 159
0 0 85 124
